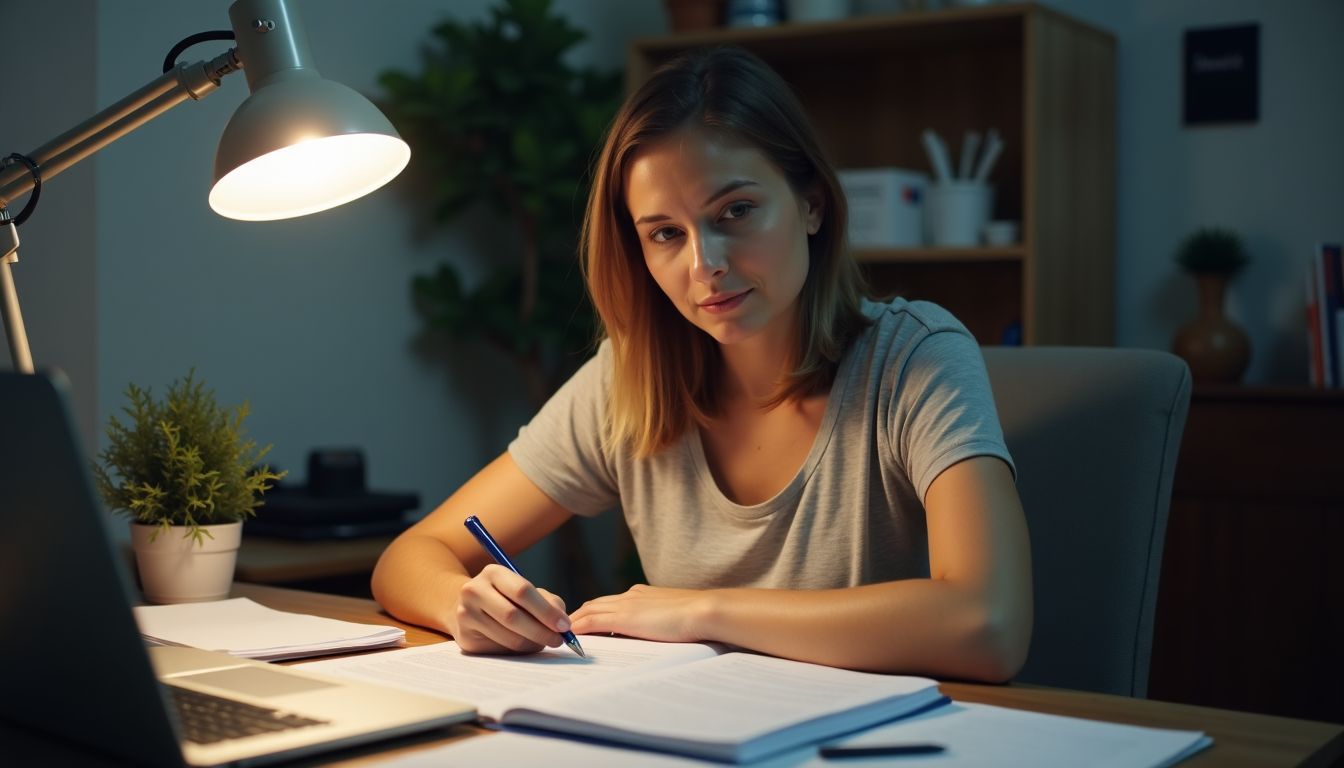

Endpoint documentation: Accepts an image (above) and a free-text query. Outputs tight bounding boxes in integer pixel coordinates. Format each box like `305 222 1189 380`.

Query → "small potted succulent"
92 370 285 603
1171 227 1252 383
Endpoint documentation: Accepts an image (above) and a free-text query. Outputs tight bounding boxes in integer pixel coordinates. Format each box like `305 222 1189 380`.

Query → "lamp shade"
208 73 410 221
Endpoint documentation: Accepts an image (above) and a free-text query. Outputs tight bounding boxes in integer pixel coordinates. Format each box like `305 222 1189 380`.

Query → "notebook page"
514 652 937 743
299 634 721 720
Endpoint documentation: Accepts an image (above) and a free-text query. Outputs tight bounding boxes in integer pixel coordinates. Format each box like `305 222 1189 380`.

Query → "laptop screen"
0 371 184 767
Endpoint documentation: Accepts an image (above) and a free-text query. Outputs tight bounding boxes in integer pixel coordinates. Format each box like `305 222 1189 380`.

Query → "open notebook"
303 634 945 763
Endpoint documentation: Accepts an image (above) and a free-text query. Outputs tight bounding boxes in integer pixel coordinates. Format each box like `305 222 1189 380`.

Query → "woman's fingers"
455 565 569 653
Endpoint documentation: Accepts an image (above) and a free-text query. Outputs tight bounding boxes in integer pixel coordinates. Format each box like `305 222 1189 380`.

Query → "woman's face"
624 126 822 347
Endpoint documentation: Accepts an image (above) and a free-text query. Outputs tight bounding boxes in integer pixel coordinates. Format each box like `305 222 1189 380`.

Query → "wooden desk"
231 584 1344 767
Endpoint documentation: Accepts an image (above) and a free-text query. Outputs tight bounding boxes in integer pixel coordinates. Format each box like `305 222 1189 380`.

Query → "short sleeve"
893 328 1016 502
507 342 620 516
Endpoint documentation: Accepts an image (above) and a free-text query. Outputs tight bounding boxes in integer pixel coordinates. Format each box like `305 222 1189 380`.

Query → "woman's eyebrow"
632 180 761 226
702 179 759 207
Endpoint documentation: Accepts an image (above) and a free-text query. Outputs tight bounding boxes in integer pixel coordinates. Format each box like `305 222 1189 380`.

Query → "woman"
372 47 1032 682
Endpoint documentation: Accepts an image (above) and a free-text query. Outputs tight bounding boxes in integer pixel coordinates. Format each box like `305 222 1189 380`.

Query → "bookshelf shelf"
856 246 1026 264
629 2 1115 345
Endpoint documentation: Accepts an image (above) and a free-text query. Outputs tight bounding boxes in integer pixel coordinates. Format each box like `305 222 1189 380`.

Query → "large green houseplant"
379 0 622 405
378 0 626 600
93 370 284 602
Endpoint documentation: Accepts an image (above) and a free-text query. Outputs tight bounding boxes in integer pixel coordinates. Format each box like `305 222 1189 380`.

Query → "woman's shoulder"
858 297 973 343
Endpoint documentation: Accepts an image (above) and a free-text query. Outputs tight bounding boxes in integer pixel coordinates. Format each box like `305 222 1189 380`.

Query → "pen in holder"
925 181 993 247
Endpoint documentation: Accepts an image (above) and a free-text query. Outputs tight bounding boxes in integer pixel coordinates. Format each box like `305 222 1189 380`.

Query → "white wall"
0 0 99 448
84 2 664 569
1042 0 1344 383
0 0 662 581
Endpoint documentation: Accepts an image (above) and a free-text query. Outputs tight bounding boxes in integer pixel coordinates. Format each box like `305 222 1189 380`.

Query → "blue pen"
463 515 587 659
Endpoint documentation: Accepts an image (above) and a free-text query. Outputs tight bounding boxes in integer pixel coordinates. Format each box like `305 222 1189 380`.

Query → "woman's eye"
721 201 754 221
650 226 681 243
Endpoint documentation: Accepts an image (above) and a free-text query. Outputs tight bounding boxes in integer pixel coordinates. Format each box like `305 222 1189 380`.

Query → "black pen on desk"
463 515 587 659
819 743 946 759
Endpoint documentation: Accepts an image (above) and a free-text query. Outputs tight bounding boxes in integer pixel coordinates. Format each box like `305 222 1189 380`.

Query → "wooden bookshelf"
628 3 1115 345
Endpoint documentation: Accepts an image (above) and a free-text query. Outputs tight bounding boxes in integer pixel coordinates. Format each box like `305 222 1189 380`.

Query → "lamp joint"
2 219 18 264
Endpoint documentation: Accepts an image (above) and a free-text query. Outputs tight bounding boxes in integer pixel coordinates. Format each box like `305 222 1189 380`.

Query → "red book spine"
1307 265 1323 387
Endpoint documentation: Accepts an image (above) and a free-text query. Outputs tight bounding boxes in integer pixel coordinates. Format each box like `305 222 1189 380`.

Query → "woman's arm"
569 455 1032 681
371 453 577 653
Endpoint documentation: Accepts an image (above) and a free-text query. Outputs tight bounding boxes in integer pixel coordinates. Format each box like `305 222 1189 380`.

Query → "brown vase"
1172 273 1250 384
663 0 725 32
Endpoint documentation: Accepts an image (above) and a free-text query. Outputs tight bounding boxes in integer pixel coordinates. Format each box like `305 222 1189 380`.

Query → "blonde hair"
582 47 869 458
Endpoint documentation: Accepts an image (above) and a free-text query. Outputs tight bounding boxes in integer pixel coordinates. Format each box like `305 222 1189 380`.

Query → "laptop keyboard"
169 686 330 745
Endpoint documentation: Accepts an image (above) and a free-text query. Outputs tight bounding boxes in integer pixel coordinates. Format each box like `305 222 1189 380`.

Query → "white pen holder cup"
925 182 993 247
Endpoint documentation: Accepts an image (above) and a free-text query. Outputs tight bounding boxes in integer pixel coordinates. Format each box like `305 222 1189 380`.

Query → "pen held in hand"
463 515 587 659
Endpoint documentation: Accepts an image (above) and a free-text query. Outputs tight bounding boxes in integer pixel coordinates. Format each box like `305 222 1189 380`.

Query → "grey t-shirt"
508 298 1014 590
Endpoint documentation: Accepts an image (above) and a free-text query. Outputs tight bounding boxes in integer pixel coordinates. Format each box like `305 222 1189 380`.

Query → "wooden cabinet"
628 2 1115 345
1150 387 1344 724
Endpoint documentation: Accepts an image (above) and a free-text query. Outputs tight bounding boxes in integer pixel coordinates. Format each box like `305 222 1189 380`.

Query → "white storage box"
837 167 929 248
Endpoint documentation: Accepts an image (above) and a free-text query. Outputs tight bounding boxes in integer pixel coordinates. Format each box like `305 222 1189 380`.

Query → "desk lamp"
0 0 411 373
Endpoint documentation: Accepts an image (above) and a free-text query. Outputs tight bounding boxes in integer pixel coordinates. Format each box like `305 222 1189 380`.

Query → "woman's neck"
717 312 798 404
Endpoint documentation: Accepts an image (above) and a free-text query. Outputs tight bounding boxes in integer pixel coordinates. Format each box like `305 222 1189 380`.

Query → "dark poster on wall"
1183 23 1260 125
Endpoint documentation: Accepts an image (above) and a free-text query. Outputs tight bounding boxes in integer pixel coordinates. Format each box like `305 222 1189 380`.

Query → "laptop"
0 370 475 767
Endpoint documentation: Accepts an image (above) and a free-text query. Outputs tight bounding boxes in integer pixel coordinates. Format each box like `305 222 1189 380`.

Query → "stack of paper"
133 597 404 661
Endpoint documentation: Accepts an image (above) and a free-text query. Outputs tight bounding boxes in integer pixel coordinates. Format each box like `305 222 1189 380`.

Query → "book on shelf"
1309 243 1343 388
301 634 945 763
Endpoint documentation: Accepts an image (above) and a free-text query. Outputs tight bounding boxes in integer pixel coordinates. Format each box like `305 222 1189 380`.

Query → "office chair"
981 346 1192 698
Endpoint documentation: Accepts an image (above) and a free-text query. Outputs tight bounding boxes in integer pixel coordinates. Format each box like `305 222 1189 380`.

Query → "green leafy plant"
1174 227 1250 276
92 370 286 545
378 0 622 405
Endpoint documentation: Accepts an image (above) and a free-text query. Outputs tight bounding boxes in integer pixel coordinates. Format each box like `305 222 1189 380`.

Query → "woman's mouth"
699 289 751 314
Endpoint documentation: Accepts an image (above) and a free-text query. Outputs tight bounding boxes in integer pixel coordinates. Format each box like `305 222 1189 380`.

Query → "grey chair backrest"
981 346 1191 698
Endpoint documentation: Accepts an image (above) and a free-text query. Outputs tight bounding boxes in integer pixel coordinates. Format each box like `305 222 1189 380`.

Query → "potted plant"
92 370 285 603
1171 227 1252 383
377 0 629 600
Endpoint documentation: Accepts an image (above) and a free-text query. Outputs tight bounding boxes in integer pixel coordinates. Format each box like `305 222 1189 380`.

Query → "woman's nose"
689 230 728 281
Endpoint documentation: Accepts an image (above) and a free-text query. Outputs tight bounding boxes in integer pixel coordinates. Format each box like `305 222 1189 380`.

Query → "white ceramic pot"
131 522 242 604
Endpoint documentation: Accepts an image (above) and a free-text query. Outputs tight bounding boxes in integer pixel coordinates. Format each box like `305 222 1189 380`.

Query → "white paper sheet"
816 701 1211 767
132 597 404 661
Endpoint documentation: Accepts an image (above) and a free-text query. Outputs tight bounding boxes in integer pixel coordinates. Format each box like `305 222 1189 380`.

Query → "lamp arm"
1 219 32 372
0 49 241 210
0 48 241 373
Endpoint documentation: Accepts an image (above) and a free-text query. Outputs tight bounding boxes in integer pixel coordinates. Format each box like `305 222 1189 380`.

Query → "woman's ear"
803 185 824 235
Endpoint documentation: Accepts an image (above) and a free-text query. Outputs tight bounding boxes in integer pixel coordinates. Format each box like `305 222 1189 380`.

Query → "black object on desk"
248 449 419 540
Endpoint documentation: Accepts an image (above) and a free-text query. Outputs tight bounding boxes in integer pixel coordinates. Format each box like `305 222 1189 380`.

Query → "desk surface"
230 583 1344 768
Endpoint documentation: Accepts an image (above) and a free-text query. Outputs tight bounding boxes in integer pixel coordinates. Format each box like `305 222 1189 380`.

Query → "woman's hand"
570 584 711 643
452 564 572 654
